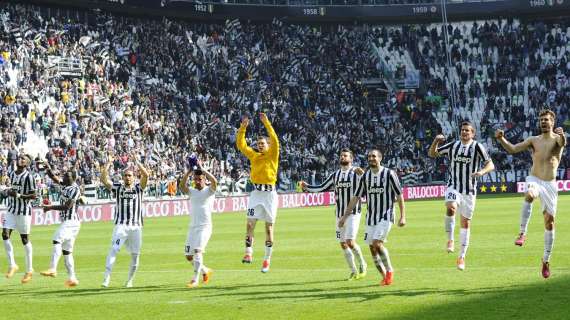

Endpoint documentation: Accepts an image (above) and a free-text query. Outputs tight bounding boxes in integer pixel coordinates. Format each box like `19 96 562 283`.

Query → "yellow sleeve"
236 125 257 159
263 119 280 159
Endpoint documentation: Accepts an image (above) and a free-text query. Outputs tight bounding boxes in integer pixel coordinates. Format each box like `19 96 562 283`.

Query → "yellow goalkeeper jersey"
236 119 280 185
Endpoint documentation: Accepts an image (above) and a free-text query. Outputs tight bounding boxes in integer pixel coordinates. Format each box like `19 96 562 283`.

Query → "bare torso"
529 133 564 181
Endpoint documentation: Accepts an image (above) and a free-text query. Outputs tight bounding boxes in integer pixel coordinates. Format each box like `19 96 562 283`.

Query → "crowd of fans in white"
0 3 568 199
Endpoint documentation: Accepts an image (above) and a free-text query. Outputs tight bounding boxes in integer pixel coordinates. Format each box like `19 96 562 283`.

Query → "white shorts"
364 221 392 244
247 190 278 223
2 213 32 235
53 221 81 252
526 176 558 216
185 225 212 254
110 224 142 254
445 187 476 219
335 214 360 242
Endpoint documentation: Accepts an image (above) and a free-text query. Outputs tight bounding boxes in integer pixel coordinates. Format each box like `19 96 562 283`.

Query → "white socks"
264 245 273 261
104 247 119 276
63 254 76 280
379 247 393 272
343 248 357 273
459 228 470 259
50 243 63 270
245 246 253 256
192 253 204 282
351 244 366 268
544 230 555 262
127 253 139 283
24 242 33 272
520 201 532 234
445 216 455 241
3 239 16 267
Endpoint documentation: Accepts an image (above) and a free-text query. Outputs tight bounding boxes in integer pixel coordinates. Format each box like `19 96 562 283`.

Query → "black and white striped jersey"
59 183 81 222
7 168 36 216
112 183 144 226
306 167 361 218
437 140 491 195
356 167 402 226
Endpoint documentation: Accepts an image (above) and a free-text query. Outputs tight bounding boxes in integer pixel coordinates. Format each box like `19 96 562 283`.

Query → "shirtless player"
495 109 566 278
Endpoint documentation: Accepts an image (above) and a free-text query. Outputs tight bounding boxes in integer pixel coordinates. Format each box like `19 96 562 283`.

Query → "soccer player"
40 161 81 287
236 113 279 273
428 121 495 270
299 148 368 280
495 110 566 278
339 149 405 286
179 160 217 288
100 152 149 287
1 153 36 283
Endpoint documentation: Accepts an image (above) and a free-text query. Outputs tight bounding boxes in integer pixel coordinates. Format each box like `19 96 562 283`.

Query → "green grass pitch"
1 194 569 320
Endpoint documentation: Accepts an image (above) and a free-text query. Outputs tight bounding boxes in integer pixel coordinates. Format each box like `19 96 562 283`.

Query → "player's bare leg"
516 192 535 246
378 241 393 285
346 239 366 279
445 203 457 253
369 243 386 284
243 219 256 263
341 241 358 280
457 216 470 271
370 240 393 285
2 228 18 278
542 211 555 279
261 222 273 273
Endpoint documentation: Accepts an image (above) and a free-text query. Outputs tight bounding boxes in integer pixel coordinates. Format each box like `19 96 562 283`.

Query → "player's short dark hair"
257 136 269 142
69 170 77 181
460 121 476 134
19 154 32 164
194 169 204 176
539 109 556 121
340 148 353 156
369 148 383 159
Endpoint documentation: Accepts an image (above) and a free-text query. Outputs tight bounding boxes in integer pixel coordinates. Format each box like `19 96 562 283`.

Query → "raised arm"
203 168 218 192
554 127 567 148
428 134 446 158
495 129 533 154
179 170 192 195
236 117 256 159
260 113 279 157
100 155 114 191
132 152 150 190
44 161 63 185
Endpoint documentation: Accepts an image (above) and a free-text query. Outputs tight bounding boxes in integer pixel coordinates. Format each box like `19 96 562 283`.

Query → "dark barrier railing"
13 0 570 22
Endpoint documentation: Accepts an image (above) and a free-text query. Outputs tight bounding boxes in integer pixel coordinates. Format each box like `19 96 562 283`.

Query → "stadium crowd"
0 3 568 199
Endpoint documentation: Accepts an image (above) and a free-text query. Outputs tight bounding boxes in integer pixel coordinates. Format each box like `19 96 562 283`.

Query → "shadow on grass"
371 274 570 320
0 278 349 298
